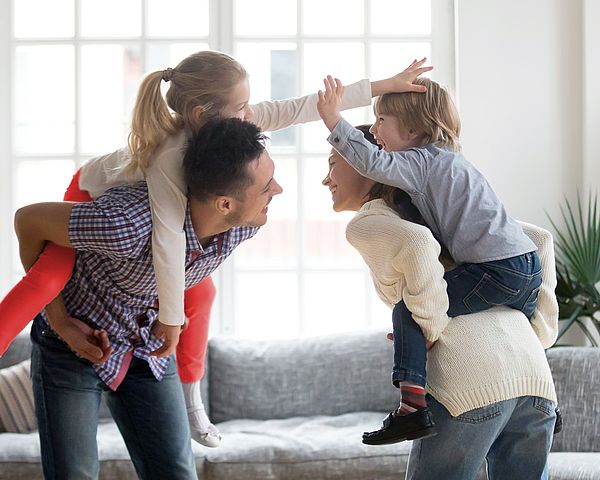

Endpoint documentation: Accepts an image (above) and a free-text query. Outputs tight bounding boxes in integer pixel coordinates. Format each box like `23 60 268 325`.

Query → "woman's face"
220 77 253 121
322 149 376 212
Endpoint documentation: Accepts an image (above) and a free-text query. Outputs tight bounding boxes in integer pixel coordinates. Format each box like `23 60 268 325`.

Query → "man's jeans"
30 317 197 480
406 395 555 480
392 251 542 386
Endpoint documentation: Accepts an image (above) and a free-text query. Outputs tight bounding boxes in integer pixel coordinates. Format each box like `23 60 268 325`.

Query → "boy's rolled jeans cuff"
392 368 426 388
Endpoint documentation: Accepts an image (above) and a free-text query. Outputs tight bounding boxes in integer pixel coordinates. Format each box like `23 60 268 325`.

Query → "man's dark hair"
183 117 267 202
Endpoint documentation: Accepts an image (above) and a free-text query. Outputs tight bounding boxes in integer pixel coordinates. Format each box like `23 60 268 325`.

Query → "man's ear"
215 196 233 216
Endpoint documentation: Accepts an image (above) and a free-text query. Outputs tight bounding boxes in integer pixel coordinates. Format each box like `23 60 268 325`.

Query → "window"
1 0 455 339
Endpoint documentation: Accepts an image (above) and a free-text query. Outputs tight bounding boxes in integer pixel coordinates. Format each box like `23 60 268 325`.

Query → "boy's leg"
106 356 198 480
486 396 554 480
30 317 104 480
362 302 434 445
406 395 514 480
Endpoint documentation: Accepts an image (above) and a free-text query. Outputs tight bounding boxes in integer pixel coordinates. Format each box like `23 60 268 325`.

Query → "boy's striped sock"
396 383 427 416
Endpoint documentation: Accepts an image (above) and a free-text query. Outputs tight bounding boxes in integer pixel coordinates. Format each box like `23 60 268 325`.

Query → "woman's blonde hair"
126 51 247 171
376 77 461 152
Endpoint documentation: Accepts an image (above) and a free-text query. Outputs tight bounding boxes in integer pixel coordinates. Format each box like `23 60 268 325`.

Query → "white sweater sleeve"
144 132 189 326
347 211 450 343
250 79 371 132
519 222 559 348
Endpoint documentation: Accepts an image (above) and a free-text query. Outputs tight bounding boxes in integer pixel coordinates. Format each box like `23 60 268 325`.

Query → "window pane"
235 0 297 36
235 157 298 268
14 0 74 38
370 0 431 35
145 43 211 72
303 272 367 335
302 0 364 36
14 46 74 154
370 42 431 80
80 0 141 38
147 0 209 37
80 45 141 154
234 273 299 339
302 157 363 268
236 42 298 147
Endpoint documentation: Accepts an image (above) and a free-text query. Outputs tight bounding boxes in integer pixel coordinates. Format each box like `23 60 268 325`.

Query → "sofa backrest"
208 328 398 423
547 346 600 452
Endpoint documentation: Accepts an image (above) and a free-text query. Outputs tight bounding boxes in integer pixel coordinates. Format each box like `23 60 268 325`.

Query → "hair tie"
162 68 174 82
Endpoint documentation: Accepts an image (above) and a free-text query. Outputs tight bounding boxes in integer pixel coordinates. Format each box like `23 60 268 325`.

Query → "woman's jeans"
30 317 197 480
392 251 542 387
406 395 555 480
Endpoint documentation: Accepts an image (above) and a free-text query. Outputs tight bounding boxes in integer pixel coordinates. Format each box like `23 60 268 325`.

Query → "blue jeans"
30 317 197 480
406 395 555 480
392 251 542 387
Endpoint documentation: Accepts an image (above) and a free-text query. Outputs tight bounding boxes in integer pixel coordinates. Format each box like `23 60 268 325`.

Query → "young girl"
317 76 543 444
0 51 432 447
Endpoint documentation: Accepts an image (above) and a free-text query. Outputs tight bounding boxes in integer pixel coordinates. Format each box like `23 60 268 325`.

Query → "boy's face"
228 150 283 228
369 111 420 152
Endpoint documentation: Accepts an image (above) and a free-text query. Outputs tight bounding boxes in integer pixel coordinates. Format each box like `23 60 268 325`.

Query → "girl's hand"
151 321 182 358
317 75 345 131
371 58 433 96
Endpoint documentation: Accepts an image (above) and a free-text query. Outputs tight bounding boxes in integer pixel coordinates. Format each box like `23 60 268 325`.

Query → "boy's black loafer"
362 408 438 445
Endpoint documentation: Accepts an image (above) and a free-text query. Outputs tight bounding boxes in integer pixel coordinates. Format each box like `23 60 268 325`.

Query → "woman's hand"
371 58 433 97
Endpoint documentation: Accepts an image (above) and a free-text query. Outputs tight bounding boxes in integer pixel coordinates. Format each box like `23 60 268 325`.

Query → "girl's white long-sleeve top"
78 80 372 326
346 199 558 416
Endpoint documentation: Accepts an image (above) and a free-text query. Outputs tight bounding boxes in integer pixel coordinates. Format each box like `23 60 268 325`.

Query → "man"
14 118 282 479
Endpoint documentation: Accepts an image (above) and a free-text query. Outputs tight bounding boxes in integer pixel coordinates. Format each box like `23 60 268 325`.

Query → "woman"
322 125 558 479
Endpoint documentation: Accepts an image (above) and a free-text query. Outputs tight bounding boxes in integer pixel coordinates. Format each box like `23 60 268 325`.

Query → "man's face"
229 150 283 227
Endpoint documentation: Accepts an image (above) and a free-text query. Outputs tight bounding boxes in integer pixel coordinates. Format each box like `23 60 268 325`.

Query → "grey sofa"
0 329 598 480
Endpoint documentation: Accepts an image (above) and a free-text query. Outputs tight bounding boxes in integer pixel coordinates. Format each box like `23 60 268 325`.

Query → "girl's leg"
178 276 221 447
0 169 90 356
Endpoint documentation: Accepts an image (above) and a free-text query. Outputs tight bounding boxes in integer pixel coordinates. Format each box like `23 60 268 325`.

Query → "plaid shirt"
39 182 258 390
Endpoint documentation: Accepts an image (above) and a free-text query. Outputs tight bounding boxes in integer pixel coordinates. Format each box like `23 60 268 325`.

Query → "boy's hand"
317 75 344 131
371 58 433 96
151 321 182 358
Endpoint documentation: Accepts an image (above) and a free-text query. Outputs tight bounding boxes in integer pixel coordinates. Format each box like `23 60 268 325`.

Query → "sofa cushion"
209 329 397 422
0 333 31 370
547 452 600 480
547 347 600 452
201 412 411 480
0 359 36 433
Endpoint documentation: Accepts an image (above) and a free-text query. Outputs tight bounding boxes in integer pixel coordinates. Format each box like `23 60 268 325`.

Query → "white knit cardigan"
346 199 558 416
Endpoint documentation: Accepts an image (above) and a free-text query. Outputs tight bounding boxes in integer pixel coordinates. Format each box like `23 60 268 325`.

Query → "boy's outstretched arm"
317 75 345 131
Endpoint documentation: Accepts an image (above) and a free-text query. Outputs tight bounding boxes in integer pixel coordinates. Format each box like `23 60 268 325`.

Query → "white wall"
456 0 591 230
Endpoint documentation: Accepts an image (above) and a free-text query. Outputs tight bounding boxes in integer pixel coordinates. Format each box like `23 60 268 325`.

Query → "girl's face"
369 111 421 152
220 77 253 121
322 149 376 212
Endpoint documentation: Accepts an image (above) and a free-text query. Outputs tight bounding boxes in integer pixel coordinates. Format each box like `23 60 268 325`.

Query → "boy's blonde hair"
376 77 461 151
127 51 248 171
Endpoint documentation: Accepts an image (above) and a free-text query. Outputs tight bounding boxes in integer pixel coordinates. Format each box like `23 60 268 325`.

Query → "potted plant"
547 192 600 346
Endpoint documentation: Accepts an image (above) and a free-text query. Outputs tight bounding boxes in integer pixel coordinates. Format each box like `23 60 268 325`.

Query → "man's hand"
317 75 344 131
45 295 112 363
371 58 433 96
151 321 182 358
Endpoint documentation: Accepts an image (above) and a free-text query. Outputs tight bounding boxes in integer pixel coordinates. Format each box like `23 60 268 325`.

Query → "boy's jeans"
30 317 198 480
406 395 555 480
392 251 542 386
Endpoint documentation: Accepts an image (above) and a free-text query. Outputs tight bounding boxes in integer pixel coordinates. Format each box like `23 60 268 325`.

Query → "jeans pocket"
533 397 555 416
454 403 502 424
464 273 521 310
